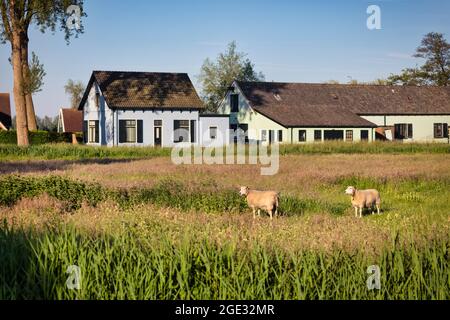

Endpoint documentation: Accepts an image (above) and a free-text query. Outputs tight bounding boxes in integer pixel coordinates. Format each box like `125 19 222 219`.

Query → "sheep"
239 186 280 220
345 186 381 218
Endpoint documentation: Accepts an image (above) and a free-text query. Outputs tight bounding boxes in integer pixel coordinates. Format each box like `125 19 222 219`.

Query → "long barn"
218 81 450 143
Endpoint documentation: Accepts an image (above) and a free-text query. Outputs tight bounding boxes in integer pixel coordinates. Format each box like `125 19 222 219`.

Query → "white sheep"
239 186 280 220
345 186 381 218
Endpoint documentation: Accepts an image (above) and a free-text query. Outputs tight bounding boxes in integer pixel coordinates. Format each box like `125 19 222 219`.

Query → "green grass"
0 224 448 299
279 141 450 155
0 144 171 161
0 171 449 299
0 141 449 161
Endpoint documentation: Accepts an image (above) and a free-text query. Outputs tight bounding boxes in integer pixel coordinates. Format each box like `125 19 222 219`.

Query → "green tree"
64 79 85 109
199 41 264 112
24 52 46 95
387 32 450 86
0 0 85 145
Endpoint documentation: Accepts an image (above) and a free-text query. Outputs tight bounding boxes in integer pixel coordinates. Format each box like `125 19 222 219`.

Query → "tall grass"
0 225 448 299
0 144 171 161
279 141 450 155
0 141 449 161
3 174 449 216
0 175 354 215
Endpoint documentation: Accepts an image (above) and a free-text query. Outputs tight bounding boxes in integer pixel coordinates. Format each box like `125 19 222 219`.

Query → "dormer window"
273 93 282 101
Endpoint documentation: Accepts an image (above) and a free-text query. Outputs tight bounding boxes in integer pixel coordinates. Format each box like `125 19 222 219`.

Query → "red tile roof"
60 108 83 133
0 93 12 129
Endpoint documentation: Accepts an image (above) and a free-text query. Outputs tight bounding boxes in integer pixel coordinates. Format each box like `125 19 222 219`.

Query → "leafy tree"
26 52 46 94
64 79 85 109
0 0 85 145
199 41 264 112
387 68 429 86
37 115 58 132
387 32 450 86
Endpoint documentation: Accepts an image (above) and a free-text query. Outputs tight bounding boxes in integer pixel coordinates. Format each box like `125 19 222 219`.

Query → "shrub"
0 130 72 145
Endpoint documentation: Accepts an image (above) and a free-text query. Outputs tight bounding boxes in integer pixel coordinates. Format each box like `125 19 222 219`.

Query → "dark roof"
60 108 83 132
0 93 12 129
79 71 204 110
235 81 450 127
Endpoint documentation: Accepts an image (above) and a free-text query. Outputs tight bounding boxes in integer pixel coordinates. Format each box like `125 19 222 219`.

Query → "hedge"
0 130 74 145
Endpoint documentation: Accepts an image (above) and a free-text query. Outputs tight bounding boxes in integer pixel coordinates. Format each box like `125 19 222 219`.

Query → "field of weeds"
0 143 449 299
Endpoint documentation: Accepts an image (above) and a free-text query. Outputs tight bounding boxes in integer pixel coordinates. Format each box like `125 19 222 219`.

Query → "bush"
0 130 72 145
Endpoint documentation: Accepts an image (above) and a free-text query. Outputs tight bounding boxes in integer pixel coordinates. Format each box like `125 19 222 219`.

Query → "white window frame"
88 120 97 143
122 119 137 143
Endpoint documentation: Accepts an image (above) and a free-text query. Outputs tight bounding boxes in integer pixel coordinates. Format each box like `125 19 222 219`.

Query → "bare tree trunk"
12 40 29 146
9 1 29 146
21 38 38 131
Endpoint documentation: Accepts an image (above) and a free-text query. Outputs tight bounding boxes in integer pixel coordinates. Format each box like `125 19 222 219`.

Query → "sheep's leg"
257 209 261 218
269 209 273 220
252 207 256 219
354 207 358 218
372 205 375 215
377 205 380 215
359 207 363 218
275 207 278 218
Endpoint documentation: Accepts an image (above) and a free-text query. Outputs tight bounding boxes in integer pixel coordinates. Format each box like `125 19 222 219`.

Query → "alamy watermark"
66 5 82 31
367 5 381 30
367 265 381 290
171 128 279 176
66 265 82 290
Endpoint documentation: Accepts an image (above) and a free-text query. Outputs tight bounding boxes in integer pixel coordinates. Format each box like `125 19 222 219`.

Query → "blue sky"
1 0 449 117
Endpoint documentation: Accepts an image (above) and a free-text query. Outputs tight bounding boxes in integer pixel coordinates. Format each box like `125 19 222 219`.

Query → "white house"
78 71 229 147
218 81 450 143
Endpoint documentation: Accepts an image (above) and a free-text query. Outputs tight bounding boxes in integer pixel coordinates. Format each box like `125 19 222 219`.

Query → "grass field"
0 142 449 299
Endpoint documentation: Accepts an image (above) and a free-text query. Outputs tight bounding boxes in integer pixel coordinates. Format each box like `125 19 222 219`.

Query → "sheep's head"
239 186 249 196
345 186 356 196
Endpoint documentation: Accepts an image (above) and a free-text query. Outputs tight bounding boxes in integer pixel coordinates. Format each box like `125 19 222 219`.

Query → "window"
119 120 140 143
278 130 283 142
230 94 239 113
174 120 190 142
83 120 88 143
324 130 344 140
261 130 267 142
95 86 100 108
346 130 353 141
394 124 413 139
190 120 196 143
88 120 99 143
210 126 217 140
361 130 369 141
314 130 322 141
298 130 306 142
434 123 449 138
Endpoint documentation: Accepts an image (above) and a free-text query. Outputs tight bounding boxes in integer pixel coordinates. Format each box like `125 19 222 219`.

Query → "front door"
154 126 162 146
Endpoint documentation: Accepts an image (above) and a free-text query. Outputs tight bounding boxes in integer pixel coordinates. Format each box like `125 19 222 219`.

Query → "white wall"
83 82 112 145
199 116 230 146
362 115 450 142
